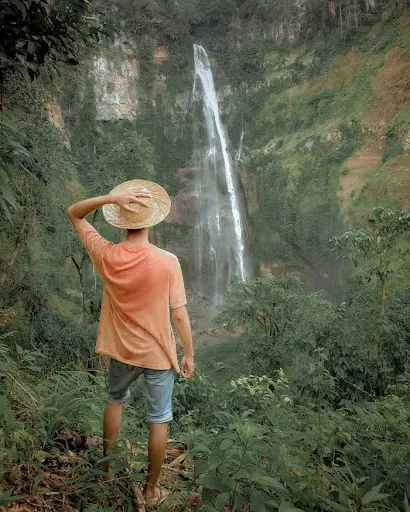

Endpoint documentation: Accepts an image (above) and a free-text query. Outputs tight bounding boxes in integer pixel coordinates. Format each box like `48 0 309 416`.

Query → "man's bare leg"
144 422 168 500
103 402 123 475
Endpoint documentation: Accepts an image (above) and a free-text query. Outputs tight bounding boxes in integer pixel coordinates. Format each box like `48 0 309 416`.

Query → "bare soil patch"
365 49 410 133
311 51 358 94
338 140 383 209
380 154 410 208
324 51 358 90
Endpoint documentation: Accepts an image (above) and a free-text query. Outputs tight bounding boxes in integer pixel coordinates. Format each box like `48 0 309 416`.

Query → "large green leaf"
233 493 246 511
321 497 348 511
190 443 211 455
252 475 287 494
1 181 18 208
279 503 306 512
250 488 269 512
0 167 18 215
404 493 410 512
0 198 11 219
215 491 231 509
219 438 235 450
0 490 25 506
8 0 27 18
202 505 219 512
362 483 389 505
194 459 207 478
198 473 231 492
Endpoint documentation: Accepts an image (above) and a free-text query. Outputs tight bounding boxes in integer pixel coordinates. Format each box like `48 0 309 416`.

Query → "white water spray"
193 44 247 303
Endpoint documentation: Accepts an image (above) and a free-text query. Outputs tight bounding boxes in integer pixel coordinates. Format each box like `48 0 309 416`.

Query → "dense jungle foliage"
1 0 410 511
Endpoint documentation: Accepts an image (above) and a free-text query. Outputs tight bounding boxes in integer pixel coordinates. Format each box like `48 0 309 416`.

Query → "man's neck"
125 228 150 246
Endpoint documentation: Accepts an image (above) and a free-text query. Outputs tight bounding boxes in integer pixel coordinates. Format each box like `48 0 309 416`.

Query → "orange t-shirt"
76 220 186 372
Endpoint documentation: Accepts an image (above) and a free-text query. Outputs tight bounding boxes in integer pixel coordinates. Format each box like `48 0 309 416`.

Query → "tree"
0 0 103 218
331 207 410 315
218 275 334 375
0 0 102 110
0 118 33 219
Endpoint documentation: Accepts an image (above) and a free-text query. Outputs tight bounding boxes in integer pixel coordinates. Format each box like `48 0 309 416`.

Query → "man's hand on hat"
110 186 152 212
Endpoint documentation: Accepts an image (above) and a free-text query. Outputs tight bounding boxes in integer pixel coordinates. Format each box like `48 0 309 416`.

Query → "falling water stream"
193 44 247 304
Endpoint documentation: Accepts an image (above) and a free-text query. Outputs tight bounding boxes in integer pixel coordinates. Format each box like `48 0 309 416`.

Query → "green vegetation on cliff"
223 11 410 291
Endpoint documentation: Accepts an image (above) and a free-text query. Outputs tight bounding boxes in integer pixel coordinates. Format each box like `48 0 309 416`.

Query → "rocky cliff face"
164 168 197 226
91 39 170 121
93 55 139 121
92 40 140 121
45 90 65 131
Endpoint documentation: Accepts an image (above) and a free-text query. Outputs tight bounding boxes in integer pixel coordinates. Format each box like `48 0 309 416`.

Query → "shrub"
382 130 404 162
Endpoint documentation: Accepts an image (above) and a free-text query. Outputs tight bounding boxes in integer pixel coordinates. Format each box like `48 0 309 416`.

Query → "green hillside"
225 13 410 291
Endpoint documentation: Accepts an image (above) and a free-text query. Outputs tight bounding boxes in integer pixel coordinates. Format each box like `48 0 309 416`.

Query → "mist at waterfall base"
192 44 248 305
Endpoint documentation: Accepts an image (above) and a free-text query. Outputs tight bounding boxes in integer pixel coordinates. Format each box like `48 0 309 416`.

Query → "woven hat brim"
102 179 171 229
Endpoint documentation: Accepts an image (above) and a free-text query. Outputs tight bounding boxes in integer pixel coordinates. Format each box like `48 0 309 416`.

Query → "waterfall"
235 123 245 164
192 44 247 304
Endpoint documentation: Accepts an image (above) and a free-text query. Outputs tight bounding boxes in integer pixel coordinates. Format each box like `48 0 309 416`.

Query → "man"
67 179 194 506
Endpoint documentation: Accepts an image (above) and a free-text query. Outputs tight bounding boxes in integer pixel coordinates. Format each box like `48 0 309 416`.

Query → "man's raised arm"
67 187 152 227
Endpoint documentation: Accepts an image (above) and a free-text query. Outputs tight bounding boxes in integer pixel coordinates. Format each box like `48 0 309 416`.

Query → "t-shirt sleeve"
169 257 187 310
74 219 111 270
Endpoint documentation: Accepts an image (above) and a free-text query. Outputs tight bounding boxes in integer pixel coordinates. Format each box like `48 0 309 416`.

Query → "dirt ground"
0 434 199 512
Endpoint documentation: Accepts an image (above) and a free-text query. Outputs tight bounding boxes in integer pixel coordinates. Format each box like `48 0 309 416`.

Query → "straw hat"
102 179 171 229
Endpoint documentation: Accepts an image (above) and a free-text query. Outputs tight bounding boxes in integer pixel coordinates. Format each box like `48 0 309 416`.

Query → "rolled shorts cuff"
147 411 173 423
107 388 131 404
107 395 128 405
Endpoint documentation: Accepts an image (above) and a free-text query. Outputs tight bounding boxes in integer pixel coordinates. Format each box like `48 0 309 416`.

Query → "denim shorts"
107 358 175 423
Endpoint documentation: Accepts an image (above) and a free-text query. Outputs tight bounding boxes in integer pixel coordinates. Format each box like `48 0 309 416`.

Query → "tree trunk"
380 277 387 316
0 176 33 286
288 89 293 119
0 71 4 112
71 255 87 318
0 218 28 286
354 0 359 29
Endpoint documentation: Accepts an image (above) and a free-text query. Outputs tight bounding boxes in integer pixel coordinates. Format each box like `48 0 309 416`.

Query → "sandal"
145 487 170 509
